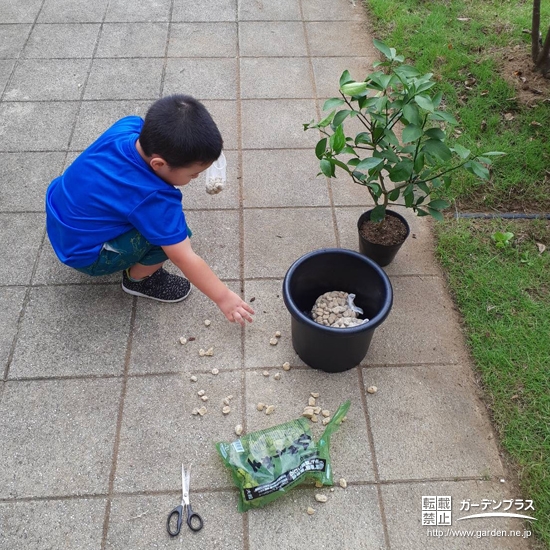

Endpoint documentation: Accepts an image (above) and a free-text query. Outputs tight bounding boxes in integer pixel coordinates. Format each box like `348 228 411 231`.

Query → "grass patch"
435 219 550 546
364 0 550 212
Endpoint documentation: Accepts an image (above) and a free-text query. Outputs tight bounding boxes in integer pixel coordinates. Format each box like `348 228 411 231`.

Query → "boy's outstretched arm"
162 239 254 325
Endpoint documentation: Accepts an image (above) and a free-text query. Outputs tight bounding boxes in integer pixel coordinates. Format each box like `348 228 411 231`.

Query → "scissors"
166 464 204 536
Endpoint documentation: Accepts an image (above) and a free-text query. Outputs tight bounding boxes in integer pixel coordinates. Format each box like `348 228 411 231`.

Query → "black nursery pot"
282 248 393 373
358 209 410 267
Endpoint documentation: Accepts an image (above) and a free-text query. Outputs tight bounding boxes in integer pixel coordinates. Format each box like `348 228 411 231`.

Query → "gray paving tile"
184 209 240 279
247 486 386 549
242 149 330 208
105 0 171 22
0 498 107 549
171 0 237 22
0 288 26 375
168 22 237 58
0 59 15 96
70 100 150 150
4 58 89 101
239 22 307 57
306 21 375 57
241 99 319 149
200 99 239 150
163 58 237 100
0 101 79 151
34 240 121 284
106 492 244 549
238 0 301 20
240 57 314 99
0 213 44 285
23 23 100 58
38 0 108 22
84 58 163 100
245 368 376 482
129 279 243 374
302 0 366 21
312 56 375 99
364 365 504 480
362 275 469 365
114 371 243 492
335 206 442 276
326 163 376 207
0 24 32 58
243 279 301 369
0 0 42 23
97 22 169 58
182 149 239 209
381 480 532 549
0 152 64 212
0 378 121 498
9 285 131 378
243 207 336 278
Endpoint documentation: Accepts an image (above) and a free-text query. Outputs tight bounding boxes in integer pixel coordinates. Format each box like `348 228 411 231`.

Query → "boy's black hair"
139 95 223 168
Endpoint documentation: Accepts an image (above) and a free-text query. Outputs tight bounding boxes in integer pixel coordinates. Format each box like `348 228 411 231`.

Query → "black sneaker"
122 268 191 303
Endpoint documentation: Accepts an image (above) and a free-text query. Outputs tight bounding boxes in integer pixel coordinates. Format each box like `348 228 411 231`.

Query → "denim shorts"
74 229 169 277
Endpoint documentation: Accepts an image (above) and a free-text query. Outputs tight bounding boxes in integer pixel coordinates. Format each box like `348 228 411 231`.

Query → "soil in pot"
359 214 408 246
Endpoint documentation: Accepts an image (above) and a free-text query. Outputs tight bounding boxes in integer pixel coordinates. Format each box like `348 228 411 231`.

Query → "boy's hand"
217 289 255 326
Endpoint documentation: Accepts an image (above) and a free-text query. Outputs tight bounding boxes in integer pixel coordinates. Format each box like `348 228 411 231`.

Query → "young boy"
46 95 254 325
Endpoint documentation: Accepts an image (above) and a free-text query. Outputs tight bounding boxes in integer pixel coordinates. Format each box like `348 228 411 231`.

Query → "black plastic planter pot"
358 209 410 267
283 248 393 373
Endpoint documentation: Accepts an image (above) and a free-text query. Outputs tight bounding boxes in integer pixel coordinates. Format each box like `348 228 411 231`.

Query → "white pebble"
198 406 207 416
197 390 205 396
311 392 320 398
204 347 214 356
315 494 328 503
273 373 281 380
275 331 281 338
282 362 291 371
321 410 330 417
190 375 198 382
257 402 265 411
223 397 231 406
201 395 208 402
339 478 348 489
199 349 205 357
269 338 278 346
367 386 378 394
235 424 243 436
308 397 316 406
191 408 200 416
310 414 318 423
265 405 275 415
204 319 211 326
222 406 231 415
322 417 331 426
179 337 187 345
315 480 323 488
307 506 315 515
211 368 219 375
263 370 270 377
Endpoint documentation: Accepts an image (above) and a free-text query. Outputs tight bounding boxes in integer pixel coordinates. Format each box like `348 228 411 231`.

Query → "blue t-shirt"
46 116 188 268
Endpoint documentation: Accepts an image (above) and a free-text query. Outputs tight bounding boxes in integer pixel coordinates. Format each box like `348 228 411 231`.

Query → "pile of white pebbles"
311 291 368 328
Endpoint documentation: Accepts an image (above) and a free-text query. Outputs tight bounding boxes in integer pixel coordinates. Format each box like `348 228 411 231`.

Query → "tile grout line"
235 4 250 549
158 0 175 97
357 367 392 549
100 295 137 550
298 0 340 247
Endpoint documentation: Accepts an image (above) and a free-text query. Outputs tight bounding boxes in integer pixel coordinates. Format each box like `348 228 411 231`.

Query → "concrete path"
0 0 535 548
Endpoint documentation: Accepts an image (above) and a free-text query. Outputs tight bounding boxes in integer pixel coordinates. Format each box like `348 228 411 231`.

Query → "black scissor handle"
167 505 183 537
186 505 204 532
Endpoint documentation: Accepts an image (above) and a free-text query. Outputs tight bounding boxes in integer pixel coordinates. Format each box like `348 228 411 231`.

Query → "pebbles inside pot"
311 291 368 328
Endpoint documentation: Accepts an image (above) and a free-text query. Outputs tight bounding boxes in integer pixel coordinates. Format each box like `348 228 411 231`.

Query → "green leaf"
340 81 367 96
356 157 384 171
347 157 360 167
416 207 429 217
332 109 352 128
317 110 336 128
464 160 490 180
323 98 345 111
370 204 387 222
389 160 414 182
432 91 443 108
339 70 353 87
429 111 458 125
402 103 420 126
373 39 392 60
481 151 506 157
315 138 327 159
320 159 333 177
422 139 452 162
428 199 450 211
388 188 400 201
414 151 425 173
355 132 372 146
332 158 350 173
329 125 346 153
427 207 444 221
414 95 434 112
424 128 446 141
402 124 423 143
452 143 471 159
